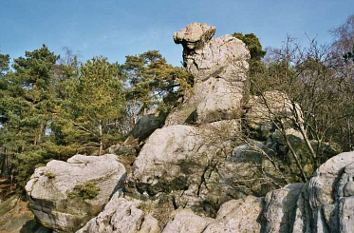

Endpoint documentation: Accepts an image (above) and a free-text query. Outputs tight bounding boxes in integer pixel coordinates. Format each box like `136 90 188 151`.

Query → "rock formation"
25 154 126 232
128 22 255 216
166 22 250 125
77 192 160 233
245 90 303 137
292 151 354 233
161 209 213 233
22 22 352 233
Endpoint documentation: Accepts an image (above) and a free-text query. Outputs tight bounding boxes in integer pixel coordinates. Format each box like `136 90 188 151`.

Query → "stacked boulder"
130 22 255 215
165 22 250 125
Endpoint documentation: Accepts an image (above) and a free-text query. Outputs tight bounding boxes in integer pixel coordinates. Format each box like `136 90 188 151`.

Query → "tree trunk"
98 122 103 156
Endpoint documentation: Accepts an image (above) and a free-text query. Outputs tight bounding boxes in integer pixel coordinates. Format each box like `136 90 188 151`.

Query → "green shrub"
44 171 56 179
68 181 100 199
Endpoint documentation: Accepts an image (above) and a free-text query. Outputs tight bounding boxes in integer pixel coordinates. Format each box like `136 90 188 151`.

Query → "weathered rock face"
129 24 312 218
131 120 245 215
160 197 263 233
161 209 213 233
129 23 256 217
158 151 354 233
173 23 249 82
77 193 160 233
25 154 126 233
263 183 304 233
0 195 50 233
292 151 354 233
245 90 303 137
203 196 263 233
166 22 250 124
220 141 281 196
130 115 165 141
132 125 203 189
173 22 216 51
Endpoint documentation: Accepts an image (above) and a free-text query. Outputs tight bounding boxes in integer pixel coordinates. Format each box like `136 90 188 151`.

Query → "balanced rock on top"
166 22 250 125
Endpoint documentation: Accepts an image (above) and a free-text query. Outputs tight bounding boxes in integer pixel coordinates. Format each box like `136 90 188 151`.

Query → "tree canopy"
0 48 191 190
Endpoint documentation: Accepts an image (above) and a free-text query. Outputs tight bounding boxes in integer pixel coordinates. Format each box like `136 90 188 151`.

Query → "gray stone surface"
130 115 164 140
132 125 203 190
263 183 304 233
161 209 212 233
131 120 244 215
203 196 263 233
339 197 354 233
245 91 303 135
77 193 160 233
174 22 216 50
166 22 250 124
25 154 126 232
291 151 354 233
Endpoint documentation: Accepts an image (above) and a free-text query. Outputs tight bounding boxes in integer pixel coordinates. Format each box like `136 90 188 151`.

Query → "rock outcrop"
263 183 304 233
157 151 354 233
166 22 250 125
203 196 263 233
161 209 213 233
25 154 126 232
23 22 353 233
0 195 50 233
77 193 160 233
131 120 243 215
245 90 303 138
130 114 165 141
291 151 354 233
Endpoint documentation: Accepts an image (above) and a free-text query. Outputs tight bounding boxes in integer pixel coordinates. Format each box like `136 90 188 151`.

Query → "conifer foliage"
0 48 190 191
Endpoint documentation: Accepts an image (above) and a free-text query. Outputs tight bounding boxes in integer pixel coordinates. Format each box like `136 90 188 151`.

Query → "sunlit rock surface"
25 154 126 232
166 22 250 125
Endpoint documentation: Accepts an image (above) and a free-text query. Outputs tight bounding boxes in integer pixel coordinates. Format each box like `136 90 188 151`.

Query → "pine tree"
0 46 60 188
70 57 125 155
121 50 192 129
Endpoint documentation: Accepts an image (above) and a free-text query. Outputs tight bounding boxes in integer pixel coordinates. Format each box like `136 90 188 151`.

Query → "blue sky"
0 0 353 66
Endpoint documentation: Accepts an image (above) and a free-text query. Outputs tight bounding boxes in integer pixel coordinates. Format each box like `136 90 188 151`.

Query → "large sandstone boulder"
77 193 160 233
173 23 249 82
263 183 303 233
173 22 216 51
131 120 243 215
161 196 262 233
132 125 204 194
161 209 213 233
292 151 354 233
166 22 250 124
203 196 263 233
25 154 126 233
